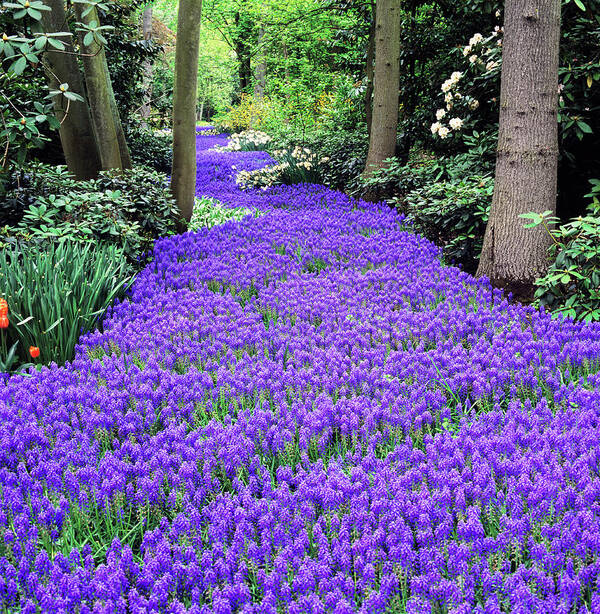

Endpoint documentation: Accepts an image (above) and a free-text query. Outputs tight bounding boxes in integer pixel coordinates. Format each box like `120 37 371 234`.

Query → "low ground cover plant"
1 132 600 611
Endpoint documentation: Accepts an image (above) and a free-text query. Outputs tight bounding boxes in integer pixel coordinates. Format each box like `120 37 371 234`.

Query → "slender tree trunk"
171 0 202 228
107 68 132 169
140 5 153 128
251 25 266 128
74 2 122 171
254 25 266 99
364 1 376 137
362 0 401 179
476 0 561 298
40 0 101 179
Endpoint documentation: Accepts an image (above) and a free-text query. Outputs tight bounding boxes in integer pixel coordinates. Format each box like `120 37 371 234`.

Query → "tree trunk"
364 1 376 137
140 6 153 128
40 0 101 179
74 2 122 171
108 68 132 169
476 0 561 298
254 25 266 99
171 0 203 228
251 25 266 128
362 0 401 179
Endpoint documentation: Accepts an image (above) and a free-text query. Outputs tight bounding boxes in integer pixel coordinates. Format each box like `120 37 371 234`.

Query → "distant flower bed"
236 146 323 189
212 129 272 152
1 131 600 612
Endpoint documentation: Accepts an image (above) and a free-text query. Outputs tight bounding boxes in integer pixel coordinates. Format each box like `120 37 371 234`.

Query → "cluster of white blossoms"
431 23 503 139
213 130 271 152
441 71 463 94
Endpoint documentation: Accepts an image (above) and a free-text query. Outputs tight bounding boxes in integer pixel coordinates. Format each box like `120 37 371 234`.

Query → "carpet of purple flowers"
2 128 600 613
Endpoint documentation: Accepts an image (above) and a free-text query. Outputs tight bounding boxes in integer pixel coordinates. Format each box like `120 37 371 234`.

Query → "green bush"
403 175 494 273
522 181 600 322
2 165 178 264
0 241 132 372
125 124 173 173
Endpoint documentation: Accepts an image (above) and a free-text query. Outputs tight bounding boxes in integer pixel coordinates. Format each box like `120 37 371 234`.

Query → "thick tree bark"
74 2 122 171
364 1 376 137
476 0 561 297
140 6 153 128
171 0 203 228
362 0 401 178
40 0 101 179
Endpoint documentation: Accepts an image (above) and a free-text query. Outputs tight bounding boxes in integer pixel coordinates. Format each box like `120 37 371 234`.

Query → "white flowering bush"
213 130 272 152
431 23 503 142
236 147 323 190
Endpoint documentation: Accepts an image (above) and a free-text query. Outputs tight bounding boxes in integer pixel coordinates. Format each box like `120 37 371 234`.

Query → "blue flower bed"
1 132 600 612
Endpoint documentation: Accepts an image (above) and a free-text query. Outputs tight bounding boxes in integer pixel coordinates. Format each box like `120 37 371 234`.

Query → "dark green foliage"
522 182 600 322
0 241 132 371
403 175 493 273
2 164 178 263
125 124 173 173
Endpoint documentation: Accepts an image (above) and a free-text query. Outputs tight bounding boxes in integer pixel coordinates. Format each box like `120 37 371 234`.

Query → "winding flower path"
1 129 600 612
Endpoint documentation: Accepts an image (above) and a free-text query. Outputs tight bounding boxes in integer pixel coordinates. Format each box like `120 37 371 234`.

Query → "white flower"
454 92 463 100
469 55 478 63
450 71 463 82
441 80 452 93
469 33 483 46
444 92 453 103
463 46 472 57
486 61 499 71
495 9 501 17
438 126 450 139
430 122 442 134
469 99 480 110
449 117 463 130
446 102 454 110
436 108 446 120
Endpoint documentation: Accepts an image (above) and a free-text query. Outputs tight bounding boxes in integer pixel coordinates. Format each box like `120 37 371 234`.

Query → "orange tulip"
29 346 40 358
0 315 8 329
0 299 7 317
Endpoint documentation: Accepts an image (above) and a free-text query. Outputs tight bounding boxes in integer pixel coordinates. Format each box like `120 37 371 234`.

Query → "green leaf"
27 6 42 19
83 31 94 46
573 0 586 10
9 55 27 76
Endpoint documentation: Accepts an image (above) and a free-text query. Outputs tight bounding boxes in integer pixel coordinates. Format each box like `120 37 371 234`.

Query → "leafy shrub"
0 164 79 228
214 94 276 133
189 196 255 230
125 124 173 173
2 165 178 263
0 241 132 372
403 175 494 273
522 181 600 322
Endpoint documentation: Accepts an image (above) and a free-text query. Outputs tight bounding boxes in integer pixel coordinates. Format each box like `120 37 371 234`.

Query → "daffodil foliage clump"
1 131 600 613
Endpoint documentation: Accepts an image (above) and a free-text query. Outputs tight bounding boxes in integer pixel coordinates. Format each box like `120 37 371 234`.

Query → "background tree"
40 0 102 179
362 0 402 178
171 0 203 226
476 0 561 295
74 0 128 170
